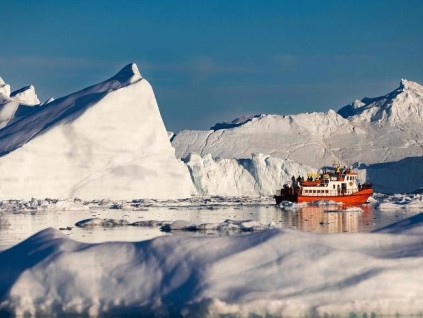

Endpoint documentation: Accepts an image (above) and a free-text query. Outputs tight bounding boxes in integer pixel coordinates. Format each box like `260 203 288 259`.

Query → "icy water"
0 199 421 251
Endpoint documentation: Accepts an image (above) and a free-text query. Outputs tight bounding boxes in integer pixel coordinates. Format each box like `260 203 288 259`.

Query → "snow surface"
2 214 423 316
0 64 195 199
173 79 423 193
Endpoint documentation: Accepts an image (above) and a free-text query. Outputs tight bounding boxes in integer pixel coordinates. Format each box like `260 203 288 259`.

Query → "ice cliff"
0 64 195 199
184 153 313 196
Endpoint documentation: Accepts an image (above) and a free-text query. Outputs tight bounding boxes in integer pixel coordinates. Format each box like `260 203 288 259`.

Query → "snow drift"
1 216 423 316
0 65 195 199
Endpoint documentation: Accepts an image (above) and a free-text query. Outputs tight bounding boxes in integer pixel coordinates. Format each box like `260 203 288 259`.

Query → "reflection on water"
282 205 374 233
0 203 421 250
280 204 422 233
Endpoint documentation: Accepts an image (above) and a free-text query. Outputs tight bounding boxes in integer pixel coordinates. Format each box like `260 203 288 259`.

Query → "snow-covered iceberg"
0 64 195 199
184 152 313 196
173 79 423 168
173 79 423 194
1 216 423 316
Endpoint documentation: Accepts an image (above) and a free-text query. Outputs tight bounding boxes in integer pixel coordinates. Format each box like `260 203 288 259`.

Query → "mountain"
0 64 195 199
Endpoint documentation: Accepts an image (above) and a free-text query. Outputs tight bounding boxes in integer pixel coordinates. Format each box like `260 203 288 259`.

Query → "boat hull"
275 188 373 205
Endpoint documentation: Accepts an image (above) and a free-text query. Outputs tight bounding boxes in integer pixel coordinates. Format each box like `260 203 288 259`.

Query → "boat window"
325 190 328 193
313 190 316 193
333 185 335 189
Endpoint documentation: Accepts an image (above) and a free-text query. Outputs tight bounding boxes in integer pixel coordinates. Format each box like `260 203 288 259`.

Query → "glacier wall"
184 153 314 196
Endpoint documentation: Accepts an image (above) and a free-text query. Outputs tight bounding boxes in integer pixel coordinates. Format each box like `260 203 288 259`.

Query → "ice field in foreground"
0 201 423 316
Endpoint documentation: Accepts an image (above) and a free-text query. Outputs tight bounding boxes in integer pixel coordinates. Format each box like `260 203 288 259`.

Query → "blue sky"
1 0 422 132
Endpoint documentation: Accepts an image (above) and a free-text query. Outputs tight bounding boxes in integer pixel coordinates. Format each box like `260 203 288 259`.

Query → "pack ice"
0 65 195 199
173 79 423 193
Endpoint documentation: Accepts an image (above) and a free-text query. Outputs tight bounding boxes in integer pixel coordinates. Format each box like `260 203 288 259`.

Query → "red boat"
274 168 373 205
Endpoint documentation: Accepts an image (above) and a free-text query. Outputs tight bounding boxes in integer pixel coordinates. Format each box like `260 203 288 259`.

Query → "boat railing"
301 189 359 197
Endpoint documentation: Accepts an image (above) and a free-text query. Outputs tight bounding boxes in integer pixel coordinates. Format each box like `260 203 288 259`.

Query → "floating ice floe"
0 196 273 214
161 219 273 233
278 200 307 210
74 218 273 233
75 218 130 228
372 193 423 210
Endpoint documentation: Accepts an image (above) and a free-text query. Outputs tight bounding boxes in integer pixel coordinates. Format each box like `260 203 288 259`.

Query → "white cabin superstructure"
301 172 361 197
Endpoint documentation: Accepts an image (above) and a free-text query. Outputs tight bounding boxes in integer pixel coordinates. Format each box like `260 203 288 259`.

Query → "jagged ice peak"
111 63 142 85
11 85 40 105
399 78 423 91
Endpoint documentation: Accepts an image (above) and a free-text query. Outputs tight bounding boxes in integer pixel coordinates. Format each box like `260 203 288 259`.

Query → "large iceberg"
0 64 195 199
173 79 423 168
173 79 423 193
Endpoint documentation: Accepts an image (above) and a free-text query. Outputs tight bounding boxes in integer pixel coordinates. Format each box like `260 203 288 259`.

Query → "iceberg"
0 64 195 199
173 79 423 194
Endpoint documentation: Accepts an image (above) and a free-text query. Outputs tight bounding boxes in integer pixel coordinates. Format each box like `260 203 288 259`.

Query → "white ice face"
0 64 196 200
